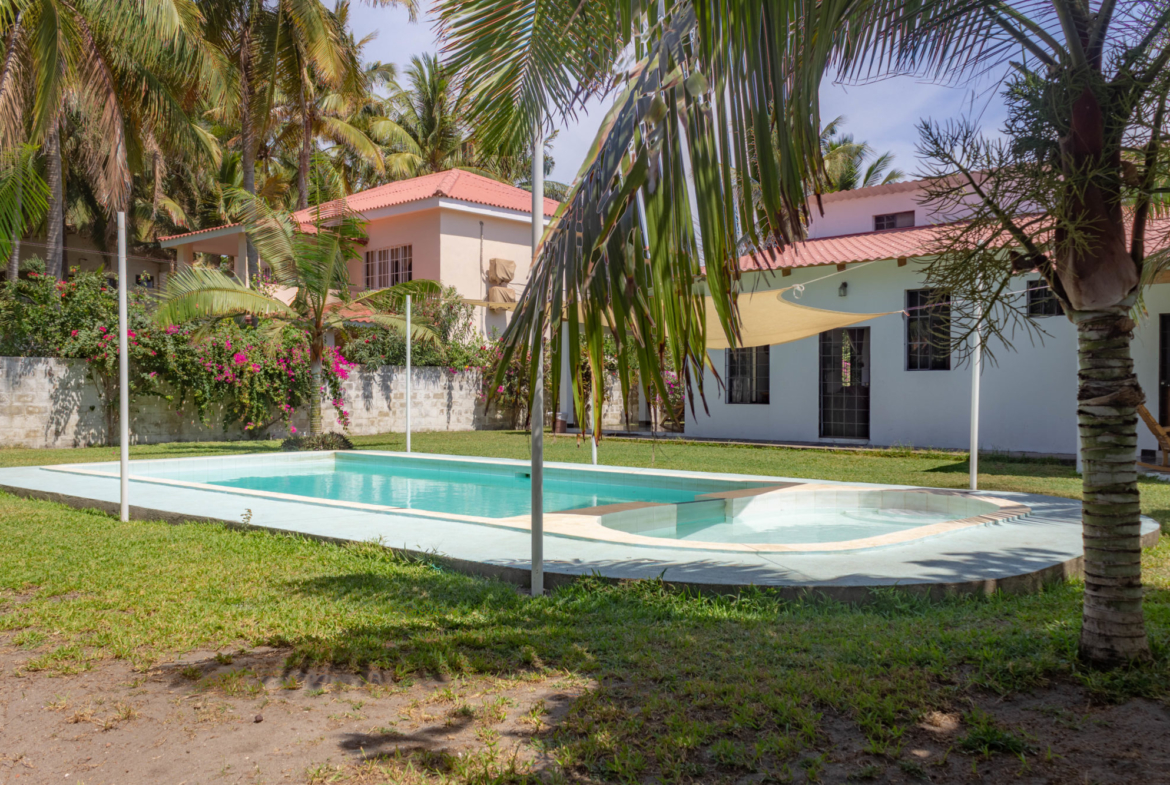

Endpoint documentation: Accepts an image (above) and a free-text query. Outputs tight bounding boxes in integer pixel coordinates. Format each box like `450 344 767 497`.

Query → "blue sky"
347 4 1011 185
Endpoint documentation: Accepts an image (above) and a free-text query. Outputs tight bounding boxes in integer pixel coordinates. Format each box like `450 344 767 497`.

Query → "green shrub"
281 432 355 452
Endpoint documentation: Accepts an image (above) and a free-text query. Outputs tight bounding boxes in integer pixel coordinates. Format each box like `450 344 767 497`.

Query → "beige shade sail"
463 298 517 311
464 287 896 346
705 287 898 350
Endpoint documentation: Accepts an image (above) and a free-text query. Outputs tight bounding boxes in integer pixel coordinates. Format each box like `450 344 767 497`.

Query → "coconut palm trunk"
44 122 62 278
309 354 324 436
7 164 21 281
1074 305 1149 663
298 79 312 211
238 13 259 281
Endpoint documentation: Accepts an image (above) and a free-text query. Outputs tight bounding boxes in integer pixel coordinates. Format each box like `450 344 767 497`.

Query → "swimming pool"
41 452 1031 551
124 451 774 519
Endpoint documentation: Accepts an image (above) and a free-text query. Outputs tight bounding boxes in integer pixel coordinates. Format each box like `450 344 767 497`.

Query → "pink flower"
98 326 107 333
250 363 260 371
497 385 504 393
127 330 136 338
290 426 297 434
233 353 247 365
165 325 180 335
70 330 78 337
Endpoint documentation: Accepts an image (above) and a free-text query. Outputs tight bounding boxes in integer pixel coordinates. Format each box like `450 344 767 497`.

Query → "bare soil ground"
2 640 1169 784
0 644 587 785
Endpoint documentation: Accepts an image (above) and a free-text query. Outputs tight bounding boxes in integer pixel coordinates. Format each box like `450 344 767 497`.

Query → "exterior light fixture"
838 281 848 297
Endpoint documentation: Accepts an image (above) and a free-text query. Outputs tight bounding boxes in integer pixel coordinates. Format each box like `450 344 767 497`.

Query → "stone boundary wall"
0 357 509 449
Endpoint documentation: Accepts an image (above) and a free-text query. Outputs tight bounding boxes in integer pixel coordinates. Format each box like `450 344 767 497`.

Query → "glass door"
820 328 871 439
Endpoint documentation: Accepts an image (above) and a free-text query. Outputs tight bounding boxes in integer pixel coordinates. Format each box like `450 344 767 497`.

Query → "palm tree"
202 0 416 271
154 193 439 435
0 0 218 277
270 3 387 209
376 53 482 179
819 117 904 192
439 0 1170 666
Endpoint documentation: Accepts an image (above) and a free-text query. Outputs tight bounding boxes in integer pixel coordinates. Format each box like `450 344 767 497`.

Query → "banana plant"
154 191 440 435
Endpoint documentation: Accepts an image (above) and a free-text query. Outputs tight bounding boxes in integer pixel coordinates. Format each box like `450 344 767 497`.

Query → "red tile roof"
293 170 558 224
740 223 948 270
740 215 1170 271
158 222 242 243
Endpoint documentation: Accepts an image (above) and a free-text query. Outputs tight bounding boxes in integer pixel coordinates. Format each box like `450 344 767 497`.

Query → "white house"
686 179 1170 459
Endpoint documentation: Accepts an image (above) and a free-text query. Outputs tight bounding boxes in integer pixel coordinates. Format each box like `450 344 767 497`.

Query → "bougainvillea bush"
0 270 350 438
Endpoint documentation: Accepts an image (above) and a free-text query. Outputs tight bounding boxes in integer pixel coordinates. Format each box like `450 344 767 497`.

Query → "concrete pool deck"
0 451 1160 600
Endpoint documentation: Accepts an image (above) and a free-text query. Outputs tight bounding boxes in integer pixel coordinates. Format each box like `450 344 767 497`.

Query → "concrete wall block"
0 357 511 448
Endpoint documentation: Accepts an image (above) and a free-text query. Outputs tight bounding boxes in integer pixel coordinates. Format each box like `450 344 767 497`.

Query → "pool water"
135 455 725 518
636 506 955 545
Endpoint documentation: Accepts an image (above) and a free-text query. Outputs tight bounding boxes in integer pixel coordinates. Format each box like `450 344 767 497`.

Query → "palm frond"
470 0 851 437
344 312 440 342
317 115 383 169
153 266 297 325
353 278 442 311
0 143 48 264
437 0 628 150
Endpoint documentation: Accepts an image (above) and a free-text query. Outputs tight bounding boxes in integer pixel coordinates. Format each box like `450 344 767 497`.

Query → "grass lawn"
1 432 1168 783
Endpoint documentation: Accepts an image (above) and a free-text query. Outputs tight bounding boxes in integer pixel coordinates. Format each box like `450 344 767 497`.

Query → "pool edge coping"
0 478 1159 600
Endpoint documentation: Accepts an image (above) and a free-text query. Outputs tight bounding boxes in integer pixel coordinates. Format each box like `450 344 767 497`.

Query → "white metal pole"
405 294 412 453
531 120 545 597
970 305 983 492
117 212 130 521
590 397 598 465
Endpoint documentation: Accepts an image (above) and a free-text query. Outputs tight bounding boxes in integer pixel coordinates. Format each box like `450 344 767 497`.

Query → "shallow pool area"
639 507 954 544
596 486 1013 546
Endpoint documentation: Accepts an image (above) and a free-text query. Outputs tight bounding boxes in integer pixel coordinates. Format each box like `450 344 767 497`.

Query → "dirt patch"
2 641 1169 784
808 690 1170 784
0 644 588 784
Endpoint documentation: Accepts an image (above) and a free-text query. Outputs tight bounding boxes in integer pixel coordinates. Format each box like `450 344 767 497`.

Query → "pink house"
159 171 558 337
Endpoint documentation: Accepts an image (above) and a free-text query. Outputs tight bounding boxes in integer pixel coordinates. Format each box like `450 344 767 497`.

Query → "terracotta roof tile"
740 216 1170 271
293 170 558 224
741 223 947 270
158 222 242 243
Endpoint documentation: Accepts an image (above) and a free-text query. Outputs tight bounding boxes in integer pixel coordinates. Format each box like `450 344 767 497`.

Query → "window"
364 245 413 289
1026 279 1063 316
906 288 951 370
874 211 915 231
726 346 770 404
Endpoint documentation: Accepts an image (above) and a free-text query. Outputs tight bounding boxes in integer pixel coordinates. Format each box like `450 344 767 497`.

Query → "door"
1160 315 1170 425
820 327 870 439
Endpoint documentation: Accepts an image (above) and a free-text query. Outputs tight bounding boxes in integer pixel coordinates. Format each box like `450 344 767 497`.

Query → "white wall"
687 259 1170 457
806 182 976 238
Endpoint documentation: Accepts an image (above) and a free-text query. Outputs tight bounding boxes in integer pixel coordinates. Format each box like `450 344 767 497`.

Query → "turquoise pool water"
133 454 746 518
637 506 954 545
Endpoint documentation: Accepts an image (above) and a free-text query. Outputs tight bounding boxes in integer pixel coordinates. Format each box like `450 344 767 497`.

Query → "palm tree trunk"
309 357 323 436
1074 305 1150 665
239 11 259 281
298 79 311 211
45 122 63 279
7 163 21 282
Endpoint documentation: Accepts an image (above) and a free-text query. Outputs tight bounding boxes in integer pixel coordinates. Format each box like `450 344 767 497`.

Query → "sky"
347 4 1012 185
